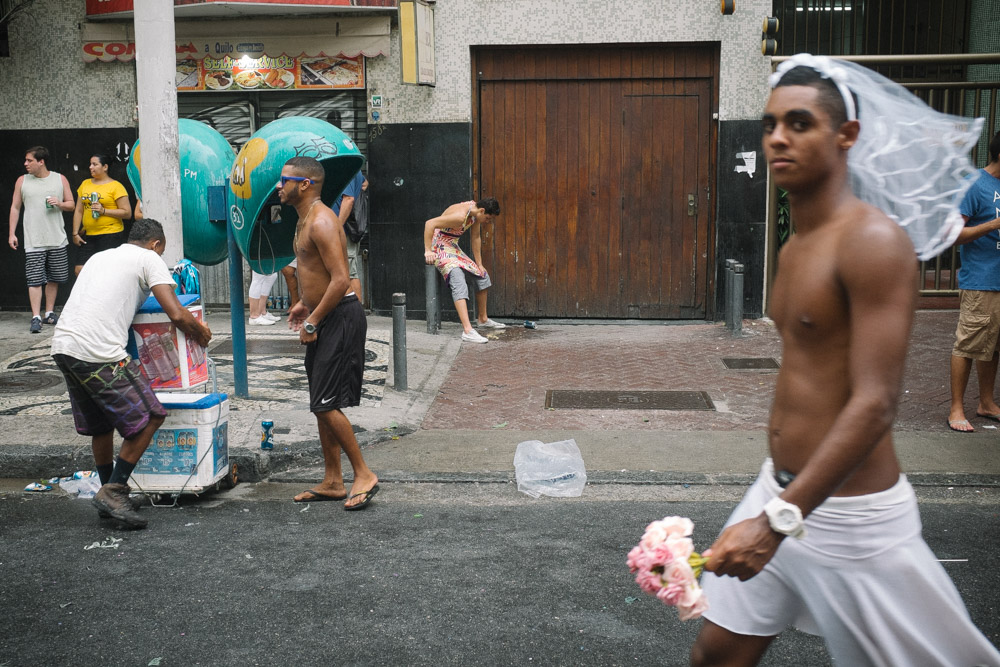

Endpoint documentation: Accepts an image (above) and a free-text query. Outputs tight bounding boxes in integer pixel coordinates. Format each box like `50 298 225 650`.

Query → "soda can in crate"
260 420 274 450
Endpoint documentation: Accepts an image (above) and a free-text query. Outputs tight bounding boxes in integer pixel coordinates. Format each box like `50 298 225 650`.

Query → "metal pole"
732 263 744 336
425 265 439 334
392 292 408 391
227 223 249 398
724 259 736 329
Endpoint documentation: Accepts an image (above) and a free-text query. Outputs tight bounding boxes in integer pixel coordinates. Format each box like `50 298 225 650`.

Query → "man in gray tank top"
8 146 75 333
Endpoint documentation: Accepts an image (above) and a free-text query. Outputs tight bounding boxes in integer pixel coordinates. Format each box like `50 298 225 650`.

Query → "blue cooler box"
131 392 230 493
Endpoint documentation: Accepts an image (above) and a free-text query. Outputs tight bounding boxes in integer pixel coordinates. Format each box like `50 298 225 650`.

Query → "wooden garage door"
475 45 717 319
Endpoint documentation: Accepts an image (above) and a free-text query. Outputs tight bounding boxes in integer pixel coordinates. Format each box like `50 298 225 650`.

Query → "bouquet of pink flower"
627 516 710 621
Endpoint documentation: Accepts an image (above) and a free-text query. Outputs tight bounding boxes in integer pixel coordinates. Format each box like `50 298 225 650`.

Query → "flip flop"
947 419 974 433
975 412 1000 422
344 484 380 511
293 489 348 503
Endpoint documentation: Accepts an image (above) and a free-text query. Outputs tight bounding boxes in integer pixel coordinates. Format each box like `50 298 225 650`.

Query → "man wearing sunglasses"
277 158 379 511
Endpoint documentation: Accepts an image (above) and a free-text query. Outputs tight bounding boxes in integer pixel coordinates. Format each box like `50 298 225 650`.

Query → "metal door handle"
688 193 697 217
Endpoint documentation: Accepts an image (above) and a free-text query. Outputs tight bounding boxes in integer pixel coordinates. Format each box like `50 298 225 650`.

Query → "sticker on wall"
735 151 757 178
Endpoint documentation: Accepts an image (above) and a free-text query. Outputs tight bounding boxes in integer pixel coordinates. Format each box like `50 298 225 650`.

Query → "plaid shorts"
53 354 166 439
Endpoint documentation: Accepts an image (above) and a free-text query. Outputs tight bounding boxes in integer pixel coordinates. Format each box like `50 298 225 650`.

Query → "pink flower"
640 516 694 550
628 516 709 621
648 542 676 565
626 545 648 573
665 534 694 561
656 581 685 606
656 516 694 537
677 588 709 621
635 569 663 595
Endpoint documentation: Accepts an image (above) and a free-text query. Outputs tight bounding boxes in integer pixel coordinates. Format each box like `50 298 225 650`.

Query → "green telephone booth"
226 116 364 274
126 118 235 265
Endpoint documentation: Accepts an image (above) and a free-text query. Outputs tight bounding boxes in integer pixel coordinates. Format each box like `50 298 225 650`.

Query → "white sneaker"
262 312 281 322
461 330 489 344
249 315 276 326
475 318 506 329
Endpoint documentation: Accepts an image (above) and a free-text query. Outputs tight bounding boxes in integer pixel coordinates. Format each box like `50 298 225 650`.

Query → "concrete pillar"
133 2 183 266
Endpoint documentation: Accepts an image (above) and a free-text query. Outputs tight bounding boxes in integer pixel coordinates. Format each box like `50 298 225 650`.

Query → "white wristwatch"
763 497 807 539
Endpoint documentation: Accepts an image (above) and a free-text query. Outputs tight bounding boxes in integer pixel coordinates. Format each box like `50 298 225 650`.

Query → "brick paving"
424 311 971 433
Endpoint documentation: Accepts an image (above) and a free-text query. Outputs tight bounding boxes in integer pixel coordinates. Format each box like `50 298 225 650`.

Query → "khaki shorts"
953 289 1000 360
346 238 360 280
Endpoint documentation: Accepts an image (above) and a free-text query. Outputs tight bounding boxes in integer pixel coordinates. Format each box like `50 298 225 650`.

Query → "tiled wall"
367 0 774 125
1 0 771 129
0 0 137 130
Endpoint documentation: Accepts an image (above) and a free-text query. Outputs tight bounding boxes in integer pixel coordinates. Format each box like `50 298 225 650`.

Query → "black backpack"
344 185 369 243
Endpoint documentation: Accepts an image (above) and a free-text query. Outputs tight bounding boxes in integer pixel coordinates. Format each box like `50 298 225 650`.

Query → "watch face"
774 509 799 532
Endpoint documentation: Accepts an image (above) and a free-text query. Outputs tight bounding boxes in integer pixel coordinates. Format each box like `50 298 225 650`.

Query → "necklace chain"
293 199 322 252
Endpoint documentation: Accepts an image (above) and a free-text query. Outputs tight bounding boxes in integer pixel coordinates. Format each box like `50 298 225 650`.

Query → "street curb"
265 469 1000 487
0 426 413 484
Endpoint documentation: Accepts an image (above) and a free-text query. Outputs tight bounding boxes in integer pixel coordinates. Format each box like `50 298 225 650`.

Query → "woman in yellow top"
72 154 132 275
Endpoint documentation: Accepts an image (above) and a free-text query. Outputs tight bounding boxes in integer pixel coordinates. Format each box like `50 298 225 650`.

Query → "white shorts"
702 459 1000 667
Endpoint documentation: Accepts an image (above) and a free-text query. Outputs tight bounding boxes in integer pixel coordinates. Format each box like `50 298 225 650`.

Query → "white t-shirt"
51 243 175 363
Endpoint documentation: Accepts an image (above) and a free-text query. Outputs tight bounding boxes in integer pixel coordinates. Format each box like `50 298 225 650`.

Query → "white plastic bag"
59 472 102 499
513 439 587 498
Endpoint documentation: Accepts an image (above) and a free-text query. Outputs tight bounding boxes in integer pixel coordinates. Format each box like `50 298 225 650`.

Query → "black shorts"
76 230 125 266
304 294 366 412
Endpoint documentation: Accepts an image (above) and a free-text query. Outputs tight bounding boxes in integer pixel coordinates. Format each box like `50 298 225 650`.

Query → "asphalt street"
1 480 998 667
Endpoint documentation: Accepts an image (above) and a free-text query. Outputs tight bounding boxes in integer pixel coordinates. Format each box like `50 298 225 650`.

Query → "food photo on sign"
171 53 365 92
204 70 232 90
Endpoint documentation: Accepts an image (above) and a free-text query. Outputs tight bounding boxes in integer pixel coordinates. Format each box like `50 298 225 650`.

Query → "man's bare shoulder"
304 204 339 235
834 200 916 284
838 200 914 258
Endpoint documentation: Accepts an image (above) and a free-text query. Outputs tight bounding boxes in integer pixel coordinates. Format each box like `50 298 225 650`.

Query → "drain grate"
545 390 715 411
722 357 780 370
0 372 65 395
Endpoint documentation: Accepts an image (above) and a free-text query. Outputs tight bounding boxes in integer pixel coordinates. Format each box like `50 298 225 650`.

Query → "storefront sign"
399 0 435 86
177 54 365 91
86 0 397 17
81 17 389 82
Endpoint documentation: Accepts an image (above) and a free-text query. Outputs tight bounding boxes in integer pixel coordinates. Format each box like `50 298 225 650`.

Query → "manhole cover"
0 372 65 395
211 339 306 356
545 390 715 411
722 357 780 370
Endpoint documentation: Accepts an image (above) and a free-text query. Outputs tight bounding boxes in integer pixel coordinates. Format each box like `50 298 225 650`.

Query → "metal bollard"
731 263 744 336
425 265 440 334
392 292 408 391
724 259 736 330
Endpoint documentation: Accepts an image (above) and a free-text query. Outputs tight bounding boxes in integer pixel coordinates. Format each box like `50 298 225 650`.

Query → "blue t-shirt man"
957 169 1000 291
332 171 365 219
332 170 366 288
